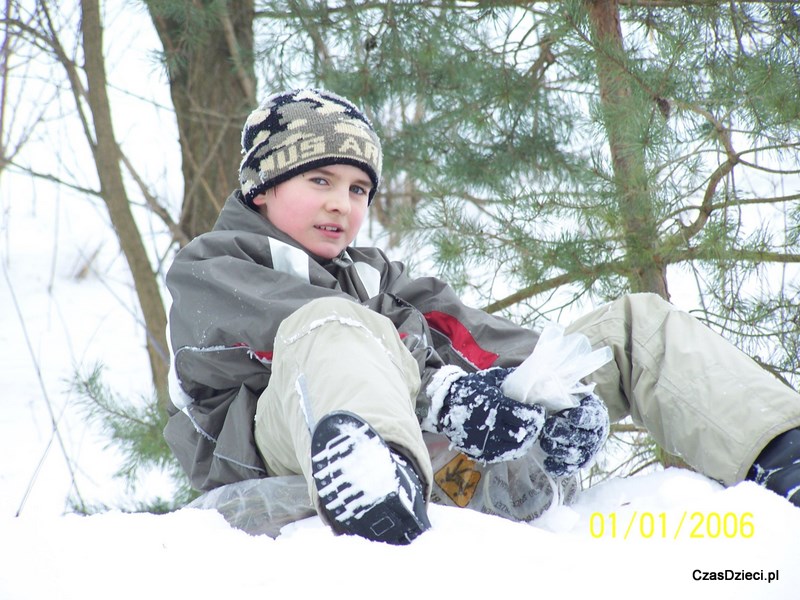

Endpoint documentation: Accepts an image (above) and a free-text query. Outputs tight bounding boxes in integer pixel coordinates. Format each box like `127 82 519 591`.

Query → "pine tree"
253 0 800 389
72 364 196 513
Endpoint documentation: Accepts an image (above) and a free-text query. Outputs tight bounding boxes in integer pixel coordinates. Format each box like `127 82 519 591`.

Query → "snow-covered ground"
2 181 800 600
3 473 799 600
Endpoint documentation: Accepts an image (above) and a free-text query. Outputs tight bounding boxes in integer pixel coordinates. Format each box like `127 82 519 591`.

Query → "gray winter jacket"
165 192 540 491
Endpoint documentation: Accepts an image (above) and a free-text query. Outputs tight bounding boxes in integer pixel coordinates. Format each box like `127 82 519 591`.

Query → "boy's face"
253 164 372 259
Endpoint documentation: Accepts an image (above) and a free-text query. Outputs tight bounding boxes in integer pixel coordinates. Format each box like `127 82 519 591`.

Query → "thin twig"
3 261 85 515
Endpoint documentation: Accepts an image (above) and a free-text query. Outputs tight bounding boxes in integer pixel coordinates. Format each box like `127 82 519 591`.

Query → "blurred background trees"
3 0 798 494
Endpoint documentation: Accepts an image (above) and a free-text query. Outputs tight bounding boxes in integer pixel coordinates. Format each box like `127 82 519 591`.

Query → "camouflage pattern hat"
239 88 382 206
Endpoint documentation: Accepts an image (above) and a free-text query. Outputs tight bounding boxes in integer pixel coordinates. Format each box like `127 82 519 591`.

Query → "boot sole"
311 411 430 544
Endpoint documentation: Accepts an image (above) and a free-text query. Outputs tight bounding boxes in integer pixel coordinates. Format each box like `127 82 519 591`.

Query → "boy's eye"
311 177 329 186
350 185 367 196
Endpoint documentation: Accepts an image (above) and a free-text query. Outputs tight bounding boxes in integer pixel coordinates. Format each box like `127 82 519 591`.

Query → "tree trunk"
585 0 668 299
146 0 257 240
80 0 170 407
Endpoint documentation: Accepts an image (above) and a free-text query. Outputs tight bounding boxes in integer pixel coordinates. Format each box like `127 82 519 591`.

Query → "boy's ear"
252 193 267 207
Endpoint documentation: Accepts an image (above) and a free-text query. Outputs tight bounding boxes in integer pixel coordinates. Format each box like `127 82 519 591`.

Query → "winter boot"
311 411 431 544
747 427 800 507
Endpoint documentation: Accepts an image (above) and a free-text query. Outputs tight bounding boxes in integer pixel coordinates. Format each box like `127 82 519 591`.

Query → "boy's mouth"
315 224 343 233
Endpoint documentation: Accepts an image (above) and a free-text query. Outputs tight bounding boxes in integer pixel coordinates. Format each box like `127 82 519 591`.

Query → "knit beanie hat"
239 88 382 206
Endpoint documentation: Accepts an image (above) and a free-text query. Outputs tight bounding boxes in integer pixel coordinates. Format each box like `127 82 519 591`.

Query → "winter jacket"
165 191 540 491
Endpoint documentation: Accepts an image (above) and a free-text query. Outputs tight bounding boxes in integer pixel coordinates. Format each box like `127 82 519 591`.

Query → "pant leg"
254 297 432 508
565 293 800 485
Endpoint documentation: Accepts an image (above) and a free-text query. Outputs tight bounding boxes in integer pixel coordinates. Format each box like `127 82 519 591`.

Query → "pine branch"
71 364 191 500
670 247 800 266
739 156 800 176
666 104 740 245
483 260 625 313
661 192 800 225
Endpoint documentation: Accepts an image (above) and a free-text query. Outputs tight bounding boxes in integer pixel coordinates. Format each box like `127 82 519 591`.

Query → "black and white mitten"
538 393 609 478
424 366 546 464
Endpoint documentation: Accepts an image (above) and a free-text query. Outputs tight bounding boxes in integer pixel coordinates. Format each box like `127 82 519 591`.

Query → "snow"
2 475 799 599
2 187 800 600
312 420 400 521
421 364 465 430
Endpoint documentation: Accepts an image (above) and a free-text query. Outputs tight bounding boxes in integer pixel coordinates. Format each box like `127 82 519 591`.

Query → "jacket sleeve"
397 275 540 368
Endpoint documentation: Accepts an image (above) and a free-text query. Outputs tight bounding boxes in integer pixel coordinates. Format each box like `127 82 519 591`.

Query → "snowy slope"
2 472 799 599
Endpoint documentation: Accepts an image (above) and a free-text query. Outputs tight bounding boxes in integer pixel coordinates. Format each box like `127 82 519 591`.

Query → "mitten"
425 366 546 464
538 393 609 478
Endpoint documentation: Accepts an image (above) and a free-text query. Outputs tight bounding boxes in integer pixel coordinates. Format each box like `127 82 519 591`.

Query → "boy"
165 88 800 545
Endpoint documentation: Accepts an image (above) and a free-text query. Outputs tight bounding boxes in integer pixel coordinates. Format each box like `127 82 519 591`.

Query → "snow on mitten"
424 366 546 464
538 393 610 478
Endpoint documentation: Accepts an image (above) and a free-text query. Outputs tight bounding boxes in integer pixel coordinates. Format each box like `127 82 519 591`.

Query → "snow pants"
254 297 433 513
565 293 800 485
255 293 800 510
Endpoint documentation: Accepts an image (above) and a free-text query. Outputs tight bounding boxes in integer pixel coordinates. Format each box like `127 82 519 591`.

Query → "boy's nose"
326 188 351 214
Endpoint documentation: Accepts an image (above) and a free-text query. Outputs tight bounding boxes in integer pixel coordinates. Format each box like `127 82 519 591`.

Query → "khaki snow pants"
255 293 800 507
254 298 432 511
565 293 800 485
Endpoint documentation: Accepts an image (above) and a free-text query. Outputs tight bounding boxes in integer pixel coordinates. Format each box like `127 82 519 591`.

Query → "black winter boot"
747 427 800 507
311 411 431 544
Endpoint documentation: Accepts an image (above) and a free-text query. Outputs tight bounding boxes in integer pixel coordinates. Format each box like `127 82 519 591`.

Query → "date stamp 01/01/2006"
588 510 754 540
588 511 780 584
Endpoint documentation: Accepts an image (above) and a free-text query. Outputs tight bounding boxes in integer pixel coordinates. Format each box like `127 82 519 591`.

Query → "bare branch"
37 3 95 149
3 262 86 515
218 4 256 106
0 0 12 170
119 153 190 247
4 159 101 196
